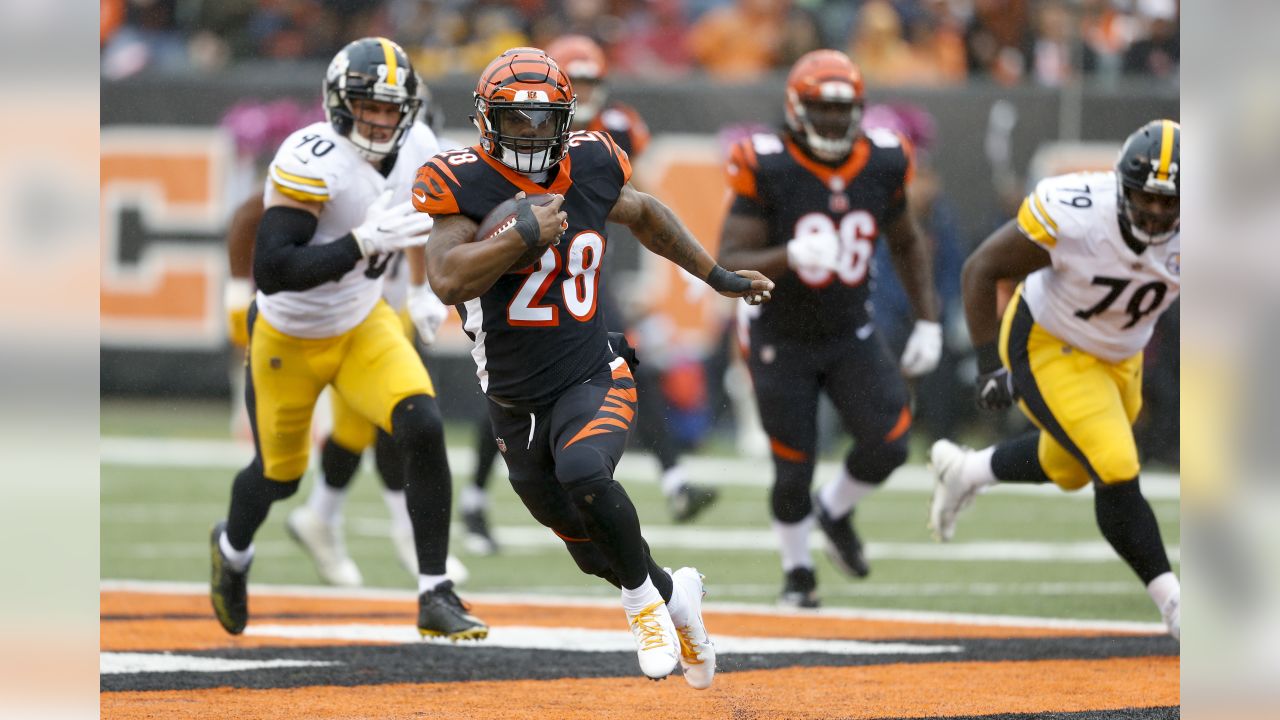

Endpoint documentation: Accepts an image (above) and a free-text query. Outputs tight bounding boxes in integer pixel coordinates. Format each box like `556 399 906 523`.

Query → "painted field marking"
101 652 338 674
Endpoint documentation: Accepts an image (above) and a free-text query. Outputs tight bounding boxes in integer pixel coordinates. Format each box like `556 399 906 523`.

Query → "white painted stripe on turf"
99 579 1169 634
245 623 962 656
98 436 1180 499
100 652 338 674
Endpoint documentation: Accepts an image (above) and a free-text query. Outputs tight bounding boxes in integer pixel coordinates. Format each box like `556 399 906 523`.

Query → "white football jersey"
1016 171 1180 363
256 121 440 338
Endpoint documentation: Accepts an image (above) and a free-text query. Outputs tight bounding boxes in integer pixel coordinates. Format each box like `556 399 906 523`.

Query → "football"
475 193 559 273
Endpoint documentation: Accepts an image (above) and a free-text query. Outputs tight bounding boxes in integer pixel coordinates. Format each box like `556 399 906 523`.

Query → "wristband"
513 198 541 249
706 265 751 293
975 341 1003 374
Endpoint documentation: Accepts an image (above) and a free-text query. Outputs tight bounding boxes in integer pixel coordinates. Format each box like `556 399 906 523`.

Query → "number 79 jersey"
412 131 631 407
1016 171 1180 363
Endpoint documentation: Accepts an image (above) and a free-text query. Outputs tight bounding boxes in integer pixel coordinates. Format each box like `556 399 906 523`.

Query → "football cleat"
209 521 250 635
462 508 499 556
779 566 820 609
672 567 716 689
626 600 680 680
928 439 984 543
285 505 362 587
815 499 870 578
418 580 489 641
668 484 719 524
1161 594 1180 641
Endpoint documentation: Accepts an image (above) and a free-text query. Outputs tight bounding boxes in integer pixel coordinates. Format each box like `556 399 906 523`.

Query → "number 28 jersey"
412 131 632 407
1015 171 1180 363
726 129 914 340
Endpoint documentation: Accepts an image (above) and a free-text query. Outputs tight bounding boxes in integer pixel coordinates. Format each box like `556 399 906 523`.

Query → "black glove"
608 332 639 372
974 342 1016 411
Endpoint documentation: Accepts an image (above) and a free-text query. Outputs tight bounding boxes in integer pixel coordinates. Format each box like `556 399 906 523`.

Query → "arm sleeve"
252 206 362 294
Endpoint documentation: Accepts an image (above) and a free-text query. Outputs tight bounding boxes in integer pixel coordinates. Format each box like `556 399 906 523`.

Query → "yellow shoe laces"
629 601 669 651
676 625 704 664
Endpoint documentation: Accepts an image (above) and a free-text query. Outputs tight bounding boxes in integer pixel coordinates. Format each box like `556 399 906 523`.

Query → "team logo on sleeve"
1166 253 1179 276
496 438 508 454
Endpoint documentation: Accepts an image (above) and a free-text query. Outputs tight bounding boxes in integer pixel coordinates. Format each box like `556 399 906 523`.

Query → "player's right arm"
716 139 790 278
225 195 264 347
252 188 364 295
961 219 1051 353
422 194 567 305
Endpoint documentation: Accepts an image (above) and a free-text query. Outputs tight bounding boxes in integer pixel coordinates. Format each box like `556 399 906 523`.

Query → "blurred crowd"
102 0 1179 85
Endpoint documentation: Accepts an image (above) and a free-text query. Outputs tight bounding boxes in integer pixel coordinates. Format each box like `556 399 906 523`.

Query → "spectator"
687 0 820 81
611 0 694 77
1030 0 1075 87
964 0 1030 85
1124 0 1179 78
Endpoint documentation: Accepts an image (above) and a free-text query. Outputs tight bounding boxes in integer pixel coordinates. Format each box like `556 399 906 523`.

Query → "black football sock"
320 437 363 490
991 431 1052 484
1094 477 1172 585
392 395 452 576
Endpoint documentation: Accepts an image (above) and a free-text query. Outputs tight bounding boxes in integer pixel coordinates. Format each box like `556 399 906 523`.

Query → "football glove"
224 277 254 348
973 342 1016 411
786 232 840 273
900 320 942 377
353 190 434 257
407 281 449 347
608 331 639 372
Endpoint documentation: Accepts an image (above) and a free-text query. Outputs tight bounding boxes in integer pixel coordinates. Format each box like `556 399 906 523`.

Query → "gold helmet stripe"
377 37 399 86
1156 119 1176 180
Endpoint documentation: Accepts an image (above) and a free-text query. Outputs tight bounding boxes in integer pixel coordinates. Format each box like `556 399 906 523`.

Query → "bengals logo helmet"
545 35 608 123
784 50 865 162
1115 119 1180 246
473 47 576 174
323 37 421 161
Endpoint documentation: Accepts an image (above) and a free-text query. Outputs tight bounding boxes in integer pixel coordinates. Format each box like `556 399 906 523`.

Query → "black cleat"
462 508 498 556
668 483 719 523
418 580 489 641
779 566 820 608
209 521 250 635
815 499 871 578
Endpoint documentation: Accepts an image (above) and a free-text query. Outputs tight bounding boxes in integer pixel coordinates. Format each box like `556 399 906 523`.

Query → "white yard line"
100 652 338 674
100 435 1180 499
100 579 1167 633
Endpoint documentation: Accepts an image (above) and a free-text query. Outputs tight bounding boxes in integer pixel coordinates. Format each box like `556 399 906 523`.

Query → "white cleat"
1161 595 1180 641
285 505 362 587
391 525 470 586
927 439 984 543
626 599 679 680
672 567 716 689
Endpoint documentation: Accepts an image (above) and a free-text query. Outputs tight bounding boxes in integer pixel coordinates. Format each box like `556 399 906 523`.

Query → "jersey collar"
474 145 575 196
784 135 871 191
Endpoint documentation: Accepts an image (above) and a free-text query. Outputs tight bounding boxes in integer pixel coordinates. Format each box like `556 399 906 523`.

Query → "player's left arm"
608 183 774 304
883 211 939 324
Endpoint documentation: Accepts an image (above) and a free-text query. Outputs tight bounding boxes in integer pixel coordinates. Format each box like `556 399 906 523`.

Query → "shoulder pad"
1017 173 1103 250
726 134 779 201
568 130 632 185
412 147 484 216
267 125 345 204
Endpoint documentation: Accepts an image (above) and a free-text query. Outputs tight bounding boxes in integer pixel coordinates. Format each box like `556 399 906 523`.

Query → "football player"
209 37 486 641
224 194 463 589
459 35 712 555
414 47 773 685
718 50 941 607
928 120 1182 639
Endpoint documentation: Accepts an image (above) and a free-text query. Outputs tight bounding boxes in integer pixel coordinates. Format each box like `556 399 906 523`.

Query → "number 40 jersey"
1016 171 1180 363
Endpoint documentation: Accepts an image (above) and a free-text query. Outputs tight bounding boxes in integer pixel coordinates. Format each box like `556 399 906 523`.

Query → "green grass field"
101 398 1179 623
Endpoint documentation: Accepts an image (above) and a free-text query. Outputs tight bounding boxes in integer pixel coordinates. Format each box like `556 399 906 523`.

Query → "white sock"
382 489 412 534
461 484 488 514
621 575 663 615
818 469 877 518
418 573 449 594
964 446 999 487
306 480 347 525
1146 571 1180 611
219 531 254 572
663 570 690 627
660 466 687 497
773 516 815 571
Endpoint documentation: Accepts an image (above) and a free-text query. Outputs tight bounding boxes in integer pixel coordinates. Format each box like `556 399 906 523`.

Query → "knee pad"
564 539 621 587
771 467 814 524
1092 449 1141 486
373 429 405 491
565 473 615 511
846 435 908 486
390 394 444 449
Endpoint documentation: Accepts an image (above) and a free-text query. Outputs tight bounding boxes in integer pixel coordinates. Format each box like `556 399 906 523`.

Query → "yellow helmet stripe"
1156 119 1175 180
377 37 399 86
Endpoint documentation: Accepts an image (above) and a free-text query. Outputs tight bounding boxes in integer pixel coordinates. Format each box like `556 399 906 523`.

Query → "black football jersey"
726 129 914 340
413 131 631 407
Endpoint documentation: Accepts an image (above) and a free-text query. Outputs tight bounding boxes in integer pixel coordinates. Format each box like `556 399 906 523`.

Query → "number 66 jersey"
1015 171 1180 363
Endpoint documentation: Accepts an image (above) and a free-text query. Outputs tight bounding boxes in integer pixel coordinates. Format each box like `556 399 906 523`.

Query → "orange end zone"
101 657 1179 720
102 590 1155 653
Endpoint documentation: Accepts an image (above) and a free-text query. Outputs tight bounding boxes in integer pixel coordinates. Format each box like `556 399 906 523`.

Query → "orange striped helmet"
546 35 608 123
784 50 865 162
473 47 577 174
